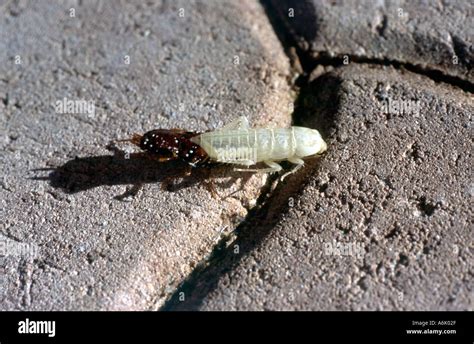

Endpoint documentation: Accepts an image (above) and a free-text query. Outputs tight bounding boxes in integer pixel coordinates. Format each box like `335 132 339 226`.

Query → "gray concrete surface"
0 0 293 310
270 0 473 81
169 64 473 310
1 0 472 311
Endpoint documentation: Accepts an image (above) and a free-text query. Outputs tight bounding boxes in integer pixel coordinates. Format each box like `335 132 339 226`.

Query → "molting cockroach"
123 116 327 180
126 129 209 167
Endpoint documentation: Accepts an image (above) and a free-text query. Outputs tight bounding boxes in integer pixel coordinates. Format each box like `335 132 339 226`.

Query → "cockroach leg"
204 180 219 199
200 166 219 198
234 160 283 174
280 157 305 181
160 164 193 191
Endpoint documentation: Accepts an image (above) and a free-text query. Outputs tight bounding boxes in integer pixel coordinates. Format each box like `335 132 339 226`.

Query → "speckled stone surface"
168 64 473 310
1 0 472 311
270 0 473 81
0 0 292 310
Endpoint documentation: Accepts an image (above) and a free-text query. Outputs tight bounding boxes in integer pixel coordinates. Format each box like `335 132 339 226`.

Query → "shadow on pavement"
162 73 342 310
31 146 245 200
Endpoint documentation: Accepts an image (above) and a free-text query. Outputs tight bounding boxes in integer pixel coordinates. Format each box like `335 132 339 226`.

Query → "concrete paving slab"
168 64 473 310
0 0 292 310
270 0 473 81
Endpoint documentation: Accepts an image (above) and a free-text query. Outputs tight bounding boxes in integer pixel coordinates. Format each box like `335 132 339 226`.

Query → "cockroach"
126 129 209 167
122 116 327 180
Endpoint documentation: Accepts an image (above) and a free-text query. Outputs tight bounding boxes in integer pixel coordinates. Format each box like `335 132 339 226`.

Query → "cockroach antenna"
116 133 143 147
115 116 327 180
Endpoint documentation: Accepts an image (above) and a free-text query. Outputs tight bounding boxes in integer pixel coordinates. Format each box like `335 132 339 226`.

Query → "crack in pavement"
299 54 474 94
260 0 473 94
160 158 326 310
157 0 472 310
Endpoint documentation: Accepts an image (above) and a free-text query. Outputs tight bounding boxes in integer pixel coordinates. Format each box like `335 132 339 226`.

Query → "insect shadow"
162 73 342 310
32 144 252 200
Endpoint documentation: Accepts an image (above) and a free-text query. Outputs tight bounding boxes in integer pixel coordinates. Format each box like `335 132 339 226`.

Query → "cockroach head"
293 127 327 157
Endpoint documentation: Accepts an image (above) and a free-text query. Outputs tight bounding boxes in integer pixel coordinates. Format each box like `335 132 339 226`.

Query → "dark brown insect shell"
134 129 209 166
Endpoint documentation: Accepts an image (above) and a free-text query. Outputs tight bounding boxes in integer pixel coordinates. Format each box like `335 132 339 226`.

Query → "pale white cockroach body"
191 116 327 179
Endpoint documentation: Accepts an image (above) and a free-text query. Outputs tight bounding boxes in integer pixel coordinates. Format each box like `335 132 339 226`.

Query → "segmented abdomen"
195 128 295 163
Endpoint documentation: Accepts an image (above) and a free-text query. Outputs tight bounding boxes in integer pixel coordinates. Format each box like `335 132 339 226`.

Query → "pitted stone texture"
169 64 473 310
0 0 292 310
271 0 473 81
